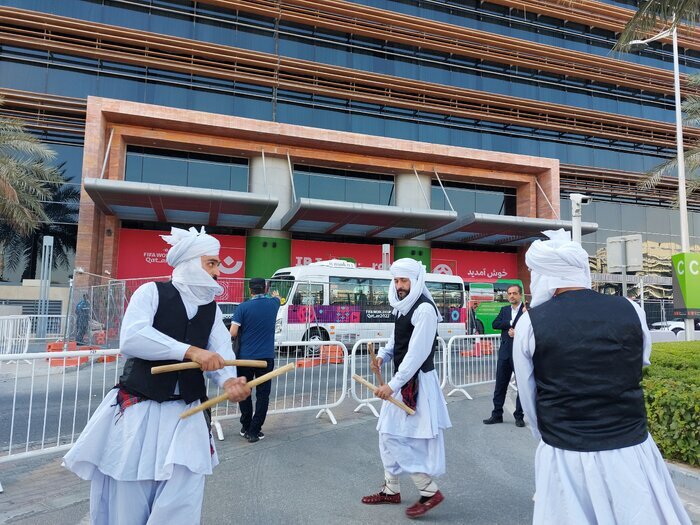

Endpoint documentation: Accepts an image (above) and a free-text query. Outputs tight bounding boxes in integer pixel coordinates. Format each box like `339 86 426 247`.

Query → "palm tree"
613 1 700 200
0 96 64 236
0 168 80 280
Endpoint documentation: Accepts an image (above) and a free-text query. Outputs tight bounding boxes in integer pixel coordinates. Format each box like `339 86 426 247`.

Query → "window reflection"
125 147 248 191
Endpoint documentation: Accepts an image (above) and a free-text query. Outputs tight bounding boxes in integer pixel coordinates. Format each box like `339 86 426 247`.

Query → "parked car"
651 318 700 334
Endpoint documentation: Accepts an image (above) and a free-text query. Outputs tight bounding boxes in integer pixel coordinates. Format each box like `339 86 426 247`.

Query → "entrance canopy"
426 213 598 245
280 197 458 239
84 178 278 228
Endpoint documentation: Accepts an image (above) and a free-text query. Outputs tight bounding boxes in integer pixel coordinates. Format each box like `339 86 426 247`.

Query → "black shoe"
257 431 265 440
515 418 525 427
245 432 260 443
240 427 247 437
483 416 503 425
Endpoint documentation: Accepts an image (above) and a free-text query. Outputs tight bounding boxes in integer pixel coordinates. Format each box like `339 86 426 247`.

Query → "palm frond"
683 96 700 126
638 156 678 190
614 0 700 52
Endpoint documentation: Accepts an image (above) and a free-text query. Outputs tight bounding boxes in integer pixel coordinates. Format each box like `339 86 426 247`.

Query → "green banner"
672 252 700 318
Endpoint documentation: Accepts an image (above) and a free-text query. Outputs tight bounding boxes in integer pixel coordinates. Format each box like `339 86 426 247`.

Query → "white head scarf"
160 226 224 306
525 229 591 308
389 258 443 321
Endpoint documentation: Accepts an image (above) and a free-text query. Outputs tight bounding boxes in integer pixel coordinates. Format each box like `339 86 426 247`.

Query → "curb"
666 461 700 493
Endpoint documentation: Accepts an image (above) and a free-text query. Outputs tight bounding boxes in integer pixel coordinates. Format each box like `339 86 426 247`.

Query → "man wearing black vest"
64 227 251 525
513 229 690 525
483 284 525 427
361 258 451 519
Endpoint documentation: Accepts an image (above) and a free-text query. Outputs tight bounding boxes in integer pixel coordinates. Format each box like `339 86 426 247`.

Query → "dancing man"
513 229 691 525
64 227 251 524
362 258 452 519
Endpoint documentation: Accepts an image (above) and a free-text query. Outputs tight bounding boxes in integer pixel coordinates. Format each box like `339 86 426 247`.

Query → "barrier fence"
0 315 30 355
446 334 502 400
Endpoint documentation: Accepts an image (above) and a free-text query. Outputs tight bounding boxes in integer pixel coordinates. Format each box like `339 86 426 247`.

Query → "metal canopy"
84 178 278 228
425 213 598 245
280 198 458 239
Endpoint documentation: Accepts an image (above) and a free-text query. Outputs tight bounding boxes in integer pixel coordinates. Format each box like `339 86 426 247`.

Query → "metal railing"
0 315 31 355
446 334 502 400
209 341 349 439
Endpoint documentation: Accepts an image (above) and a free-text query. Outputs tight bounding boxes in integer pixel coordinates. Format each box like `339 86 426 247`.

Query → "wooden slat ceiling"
3 88 697 211
202 0 695 97
487 0 699 51
1 8 698 150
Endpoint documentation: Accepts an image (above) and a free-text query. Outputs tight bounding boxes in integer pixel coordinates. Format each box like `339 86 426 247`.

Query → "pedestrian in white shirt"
513 229 691 525
64 226 250 525
361 258 452 519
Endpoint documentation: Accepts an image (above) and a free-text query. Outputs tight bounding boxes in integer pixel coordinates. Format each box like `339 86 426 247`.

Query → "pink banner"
431 248 517 282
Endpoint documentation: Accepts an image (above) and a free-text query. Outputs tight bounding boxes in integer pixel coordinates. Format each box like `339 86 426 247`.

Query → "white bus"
270 259 467 346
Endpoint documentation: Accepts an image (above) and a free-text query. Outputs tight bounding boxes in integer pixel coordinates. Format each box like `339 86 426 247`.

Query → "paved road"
2 383 697 525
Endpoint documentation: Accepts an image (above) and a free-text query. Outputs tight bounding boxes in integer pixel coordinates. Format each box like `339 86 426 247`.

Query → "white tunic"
513 299 691 525
377 303 451 477
64 281 236 482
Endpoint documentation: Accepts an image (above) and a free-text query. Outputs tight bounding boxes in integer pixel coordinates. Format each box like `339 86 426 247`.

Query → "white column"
249 155 293 231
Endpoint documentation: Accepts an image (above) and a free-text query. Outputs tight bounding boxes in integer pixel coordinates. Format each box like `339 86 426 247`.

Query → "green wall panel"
245 235 291 278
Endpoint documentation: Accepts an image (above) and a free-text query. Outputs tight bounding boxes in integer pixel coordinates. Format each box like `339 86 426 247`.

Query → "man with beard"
361 258 452 519
512 229 690 525
64 226 251 525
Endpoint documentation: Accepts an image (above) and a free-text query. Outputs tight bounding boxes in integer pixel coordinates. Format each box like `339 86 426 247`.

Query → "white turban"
525 229 591 308
389 258 443 321
160 226 223 306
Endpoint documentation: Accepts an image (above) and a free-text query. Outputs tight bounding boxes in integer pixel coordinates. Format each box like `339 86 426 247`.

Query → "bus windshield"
269 275 295 305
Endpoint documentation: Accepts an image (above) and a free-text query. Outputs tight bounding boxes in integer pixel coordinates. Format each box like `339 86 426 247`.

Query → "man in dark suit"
483 284 525 427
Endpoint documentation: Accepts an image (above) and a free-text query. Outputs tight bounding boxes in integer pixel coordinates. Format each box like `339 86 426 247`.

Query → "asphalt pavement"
1 384 698 524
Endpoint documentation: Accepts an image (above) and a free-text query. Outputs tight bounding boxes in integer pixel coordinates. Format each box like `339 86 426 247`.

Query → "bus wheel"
304 328 329 356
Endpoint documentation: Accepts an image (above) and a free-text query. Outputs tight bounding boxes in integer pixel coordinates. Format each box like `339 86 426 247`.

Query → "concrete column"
249 155 293 231
395 171 432 210
246 155 293 278
393 172 432 268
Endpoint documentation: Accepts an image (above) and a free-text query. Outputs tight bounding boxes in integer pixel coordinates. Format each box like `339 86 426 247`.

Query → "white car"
650 318 698 334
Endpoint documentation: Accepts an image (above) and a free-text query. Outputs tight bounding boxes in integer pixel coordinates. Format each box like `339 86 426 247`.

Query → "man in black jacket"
483 284 525 427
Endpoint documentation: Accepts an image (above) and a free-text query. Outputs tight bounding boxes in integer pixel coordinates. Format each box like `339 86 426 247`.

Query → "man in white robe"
361 258 452 519
64 226 251 525
512 229 691 525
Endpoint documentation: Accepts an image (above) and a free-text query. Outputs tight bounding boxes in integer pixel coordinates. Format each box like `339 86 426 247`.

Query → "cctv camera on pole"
569 193 592 245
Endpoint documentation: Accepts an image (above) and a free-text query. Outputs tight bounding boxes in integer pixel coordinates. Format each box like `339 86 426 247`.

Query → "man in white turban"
64 226 251 525
512 229 691 525
361 258 452 519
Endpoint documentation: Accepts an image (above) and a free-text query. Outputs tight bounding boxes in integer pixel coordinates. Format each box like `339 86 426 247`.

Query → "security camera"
569 193 592 206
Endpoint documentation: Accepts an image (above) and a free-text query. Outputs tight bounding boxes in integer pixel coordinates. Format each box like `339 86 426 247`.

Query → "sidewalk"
1 385 698 524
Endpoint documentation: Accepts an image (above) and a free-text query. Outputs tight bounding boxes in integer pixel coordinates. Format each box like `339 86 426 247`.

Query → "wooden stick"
367 343 385 386
180 362 297 419
352 374 415 415
151 360 267 375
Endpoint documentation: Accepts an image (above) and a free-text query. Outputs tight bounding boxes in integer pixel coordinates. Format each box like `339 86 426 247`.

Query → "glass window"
330 277 364 305
291 283 324 306
370 279 391 307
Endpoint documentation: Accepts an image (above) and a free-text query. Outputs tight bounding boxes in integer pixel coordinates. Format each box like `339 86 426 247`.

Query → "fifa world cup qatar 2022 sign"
672 253 700 318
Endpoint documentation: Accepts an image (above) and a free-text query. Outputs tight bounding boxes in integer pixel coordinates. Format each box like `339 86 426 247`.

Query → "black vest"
120 281 216 403
528 289 648 452
393 295 437 374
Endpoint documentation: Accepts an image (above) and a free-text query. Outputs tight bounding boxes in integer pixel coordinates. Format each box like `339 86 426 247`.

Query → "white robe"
513 299 691 525
63 282 236 522
377 303 452 477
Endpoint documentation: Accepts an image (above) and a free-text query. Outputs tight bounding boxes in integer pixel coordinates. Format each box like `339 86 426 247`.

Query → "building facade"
0 0 699 301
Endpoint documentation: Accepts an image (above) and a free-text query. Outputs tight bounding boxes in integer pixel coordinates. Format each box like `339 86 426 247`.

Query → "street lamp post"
630 21 694 340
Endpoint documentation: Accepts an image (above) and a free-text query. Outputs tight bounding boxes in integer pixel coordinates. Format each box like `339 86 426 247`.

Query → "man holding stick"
362 258 451 519
64 226 251 525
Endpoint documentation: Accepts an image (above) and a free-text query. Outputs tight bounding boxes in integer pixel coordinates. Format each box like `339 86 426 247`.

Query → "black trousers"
238 358 275 434
491 356 523 419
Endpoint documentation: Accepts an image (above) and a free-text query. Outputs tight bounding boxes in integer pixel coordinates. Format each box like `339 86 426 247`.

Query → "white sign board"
606 234 643 273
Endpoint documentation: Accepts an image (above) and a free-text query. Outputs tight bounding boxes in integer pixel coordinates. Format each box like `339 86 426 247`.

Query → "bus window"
370 279 391 306
269 276 295 305
292 283 324 306
330 277 370 305
426 282 445 316
444 283 464 309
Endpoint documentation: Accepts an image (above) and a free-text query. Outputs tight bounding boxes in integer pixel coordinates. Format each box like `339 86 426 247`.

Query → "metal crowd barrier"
0 315 31 355
0 349 123 466
350 337 448 417
446 334 501 399
209 341 349 440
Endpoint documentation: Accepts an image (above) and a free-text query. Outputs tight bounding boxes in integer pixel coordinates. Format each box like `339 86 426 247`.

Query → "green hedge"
643 342 700 466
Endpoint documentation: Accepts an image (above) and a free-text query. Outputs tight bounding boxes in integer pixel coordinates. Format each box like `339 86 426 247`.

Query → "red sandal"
361 491 401 505
405 490 444 518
